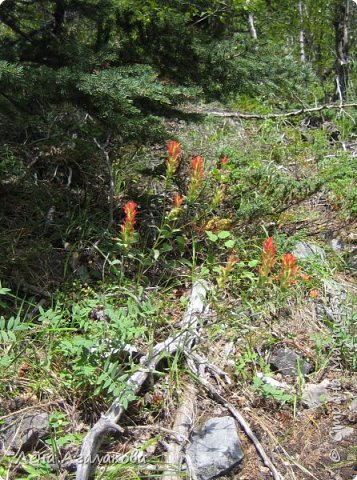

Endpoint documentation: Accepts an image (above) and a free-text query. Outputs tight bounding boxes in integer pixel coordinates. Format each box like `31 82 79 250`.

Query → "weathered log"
162 383 197 480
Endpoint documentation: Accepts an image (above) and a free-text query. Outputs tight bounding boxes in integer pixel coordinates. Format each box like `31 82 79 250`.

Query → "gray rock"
186 416 243 480
350 398 357 413
330 239 344 252
292 241 326 262
322 280 352 325
329 426 354 441
0 411 49 452
269 347 313 377
302 380 331 408
323 280 347 301
346 249 357 274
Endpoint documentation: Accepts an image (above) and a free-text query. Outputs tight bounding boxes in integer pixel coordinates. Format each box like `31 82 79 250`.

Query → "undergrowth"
0 109 356 479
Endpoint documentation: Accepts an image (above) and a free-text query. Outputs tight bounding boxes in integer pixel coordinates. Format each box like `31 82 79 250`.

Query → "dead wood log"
75 280 208 480
162 383 197 480
186 102 357 120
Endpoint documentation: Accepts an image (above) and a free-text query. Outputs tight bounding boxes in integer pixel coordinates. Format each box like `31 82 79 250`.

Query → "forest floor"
0 101 356 480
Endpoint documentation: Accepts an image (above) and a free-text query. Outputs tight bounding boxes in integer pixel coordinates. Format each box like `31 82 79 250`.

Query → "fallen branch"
186 102 357 120
186 353 283 480
75 280 208 480
162 383 197 480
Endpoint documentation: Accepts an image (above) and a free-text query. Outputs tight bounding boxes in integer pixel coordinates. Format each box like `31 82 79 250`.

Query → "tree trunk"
298 1 306 62
53 0 66 35
248 13 258 40
334 0 350 101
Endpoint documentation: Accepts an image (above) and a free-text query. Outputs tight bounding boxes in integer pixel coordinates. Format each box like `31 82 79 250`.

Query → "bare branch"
185 102 357 120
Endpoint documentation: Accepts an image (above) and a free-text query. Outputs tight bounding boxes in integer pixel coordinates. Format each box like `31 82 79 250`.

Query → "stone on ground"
269 347 313 377
0 411 49 453
186 416 244 480
293 241 326 262
302 380 331 408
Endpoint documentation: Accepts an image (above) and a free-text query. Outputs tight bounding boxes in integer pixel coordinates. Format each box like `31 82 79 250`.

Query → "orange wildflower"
166 140 182 177
188 156 204 201
227 253 239 269
279 253 301 289
167 140 181 160
167 193 184 220
190 156 204 178
172 193 184 208
221 155 229 166
259 237 277 278
121 201 138 243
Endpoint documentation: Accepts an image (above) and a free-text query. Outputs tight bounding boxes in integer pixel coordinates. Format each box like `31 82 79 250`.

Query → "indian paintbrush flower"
191 155 204 177
121 200 138 244
309 289 320 299
259 236 277 279
220 155 229 166
279 253 300 289
172 193 184 208
187 155 204 201
168 193 184 219
166 140 182 177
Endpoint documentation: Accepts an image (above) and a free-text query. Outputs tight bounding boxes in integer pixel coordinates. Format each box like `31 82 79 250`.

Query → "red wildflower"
167 140 182 160
121 201 138 243
221 155 229 166
190 156 204 178
172 193 184 208
166 140 182 177
263 237 277 257
167 193 184 220
279 253 301 289
259 237 277 278
188 156 204 201
281 253 296 270
123 201 137 229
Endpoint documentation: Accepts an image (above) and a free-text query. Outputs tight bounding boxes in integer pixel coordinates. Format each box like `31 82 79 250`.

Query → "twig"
0 401 59 421
185 350 232 385
75 281 208 480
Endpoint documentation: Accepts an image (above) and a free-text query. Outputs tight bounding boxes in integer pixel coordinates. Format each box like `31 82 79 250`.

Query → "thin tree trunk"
298 1 306 62
53 0 65 34
248 13 258 40
334 0 350 100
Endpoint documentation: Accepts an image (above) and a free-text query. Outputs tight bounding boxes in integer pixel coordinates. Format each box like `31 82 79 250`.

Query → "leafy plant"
252 376 295 405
